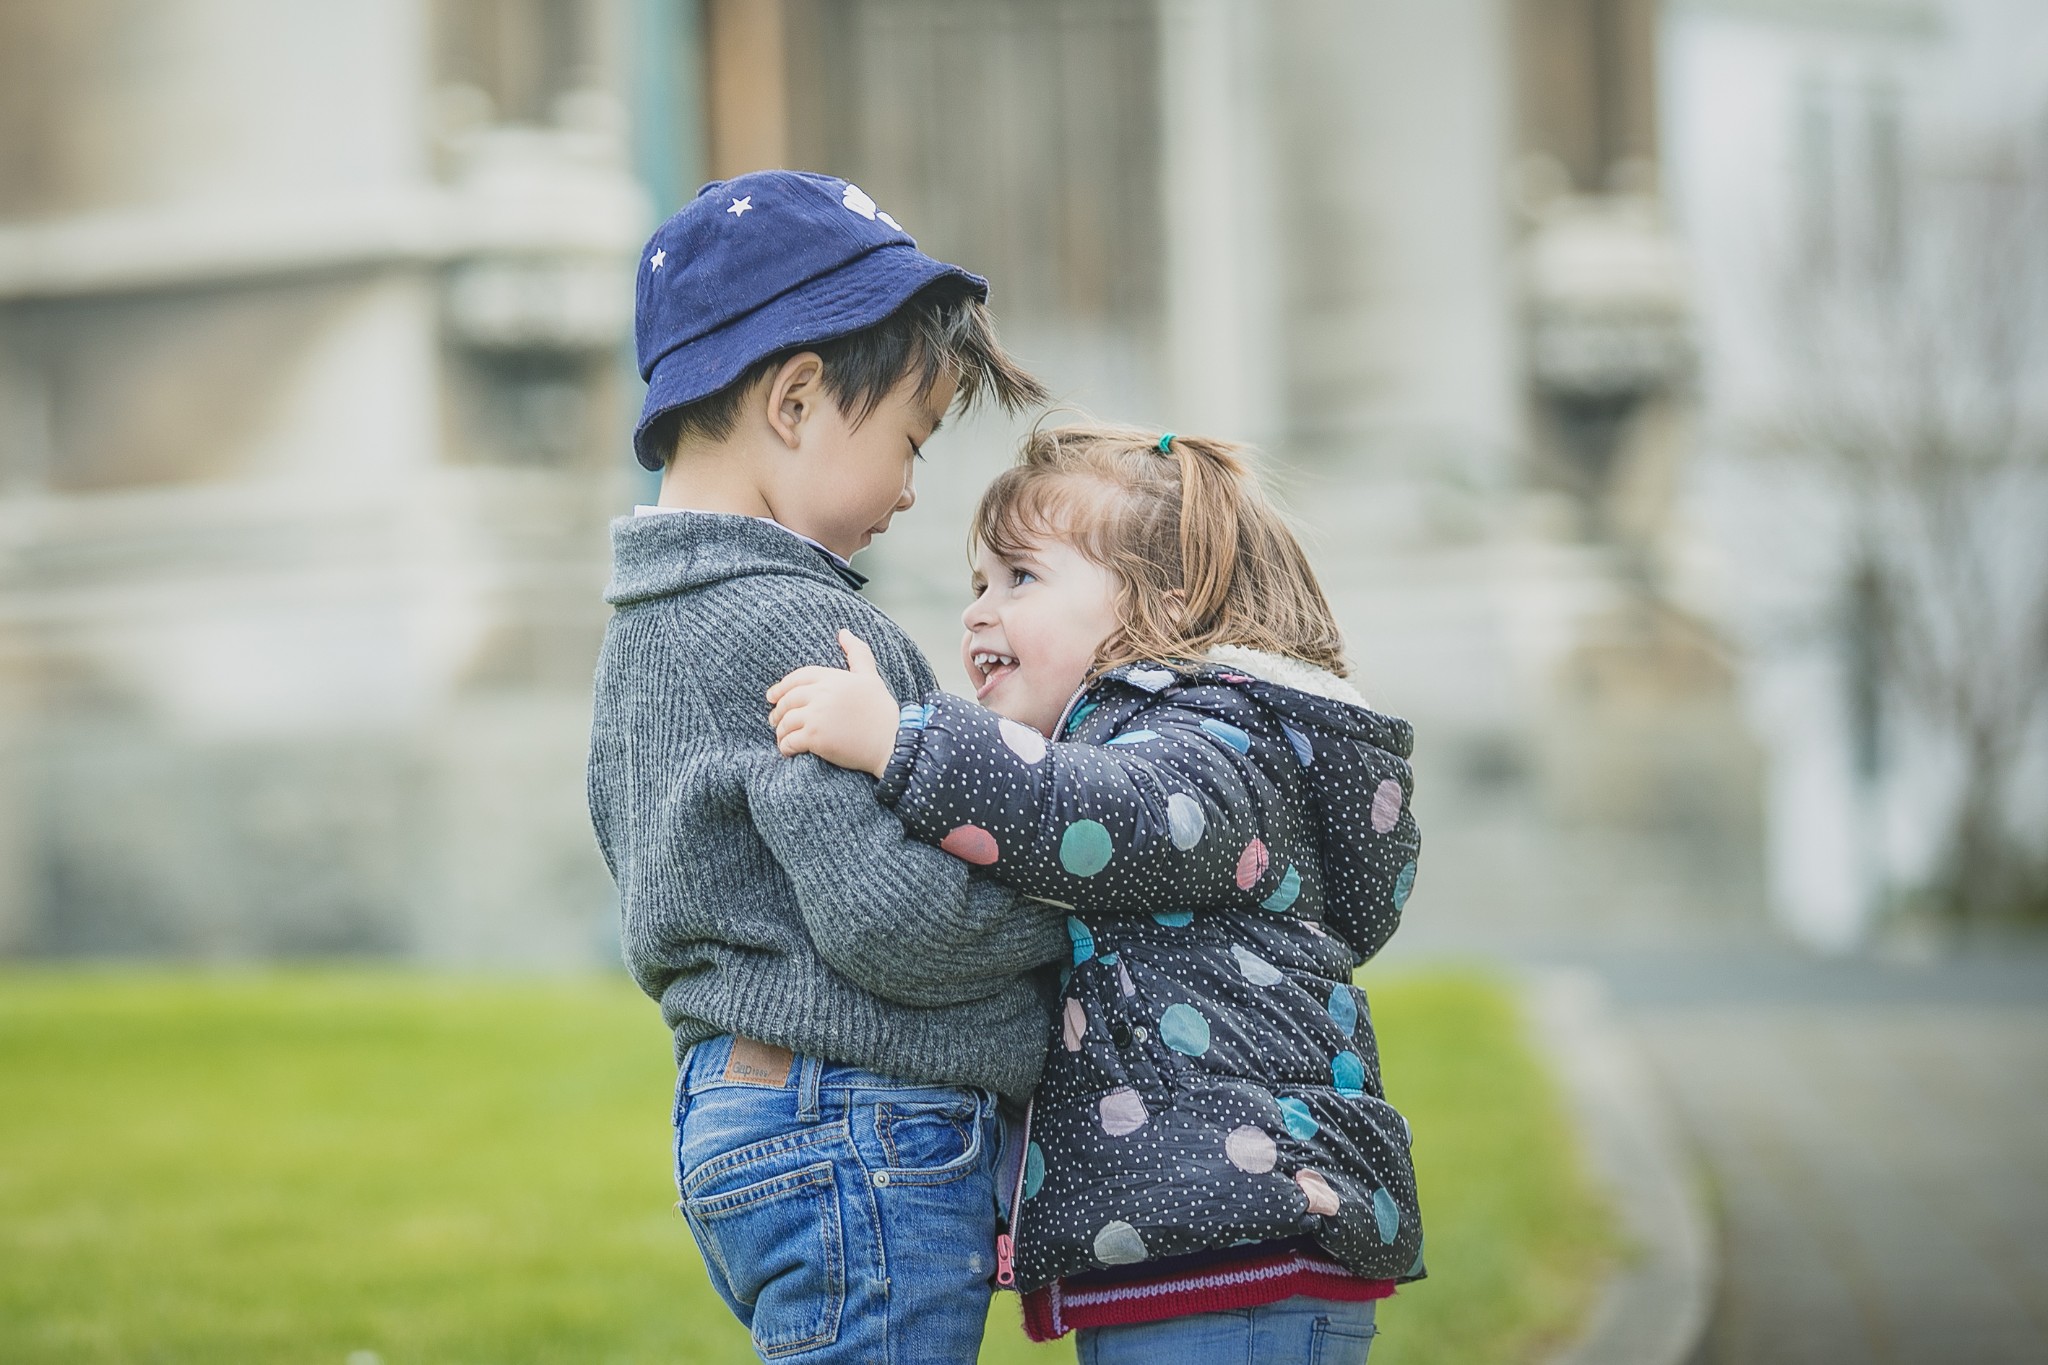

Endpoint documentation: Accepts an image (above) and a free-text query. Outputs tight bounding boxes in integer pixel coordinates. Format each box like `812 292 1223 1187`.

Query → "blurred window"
782 0 1163 330
435 0 601 125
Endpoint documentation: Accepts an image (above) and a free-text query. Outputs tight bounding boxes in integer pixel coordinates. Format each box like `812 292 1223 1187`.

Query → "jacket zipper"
1051 680 1091 740
996 1095 1034 1287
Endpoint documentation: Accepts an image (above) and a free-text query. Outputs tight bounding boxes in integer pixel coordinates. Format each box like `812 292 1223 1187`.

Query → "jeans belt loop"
796 1052 823 1124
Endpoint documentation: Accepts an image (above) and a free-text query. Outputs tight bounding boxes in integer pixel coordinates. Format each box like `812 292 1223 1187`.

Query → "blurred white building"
20 0 2032 962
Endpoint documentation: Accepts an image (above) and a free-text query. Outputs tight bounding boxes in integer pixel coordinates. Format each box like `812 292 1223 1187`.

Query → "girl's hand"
766 631 901 778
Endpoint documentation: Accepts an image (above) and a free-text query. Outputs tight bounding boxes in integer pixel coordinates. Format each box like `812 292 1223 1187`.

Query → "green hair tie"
1157 432 1176 453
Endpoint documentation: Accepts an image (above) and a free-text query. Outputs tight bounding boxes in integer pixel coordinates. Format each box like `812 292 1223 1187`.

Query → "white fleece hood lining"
1202 645 1371 709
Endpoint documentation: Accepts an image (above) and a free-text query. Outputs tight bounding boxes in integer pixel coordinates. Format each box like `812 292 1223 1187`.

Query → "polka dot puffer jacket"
875 647 1425 1293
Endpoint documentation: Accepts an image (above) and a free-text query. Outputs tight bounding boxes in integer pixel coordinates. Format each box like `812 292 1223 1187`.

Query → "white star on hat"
728 196 753 217
649 248 666 270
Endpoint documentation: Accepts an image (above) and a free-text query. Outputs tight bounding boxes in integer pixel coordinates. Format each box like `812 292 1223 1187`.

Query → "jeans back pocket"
684 1159 845 1359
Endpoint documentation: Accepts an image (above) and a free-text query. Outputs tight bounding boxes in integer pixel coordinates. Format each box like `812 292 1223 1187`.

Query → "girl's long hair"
971 423 1349 678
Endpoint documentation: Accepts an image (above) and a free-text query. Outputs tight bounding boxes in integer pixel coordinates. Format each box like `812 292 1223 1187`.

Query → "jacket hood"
1198 646 1414 763
1101 647 1419 964
605 511 856 606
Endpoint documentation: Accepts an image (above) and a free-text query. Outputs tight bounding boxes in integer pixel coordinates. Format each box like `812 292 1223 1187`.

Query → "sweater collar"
629 505 868 590
606 510 867 605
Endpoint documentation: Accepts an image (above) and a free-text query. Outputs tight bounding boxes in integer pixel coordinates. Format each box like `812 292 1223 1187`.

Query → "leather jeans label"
723 1036 795 1087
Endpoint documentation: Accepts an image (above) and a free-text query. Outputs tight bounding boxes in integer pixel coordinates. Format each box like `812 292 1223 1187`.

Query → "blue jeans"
672 1035 1003 1363
1077 1298 1378 1365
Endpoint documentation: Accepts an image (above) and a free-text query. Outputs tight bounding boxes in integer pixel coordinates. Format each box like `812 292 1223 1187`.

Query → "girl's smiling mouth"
970 649 1018 700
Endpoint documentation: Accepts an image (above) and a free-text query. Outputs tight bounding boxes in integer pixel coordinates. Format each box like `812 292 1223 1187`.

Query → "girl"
767 424 1423 1362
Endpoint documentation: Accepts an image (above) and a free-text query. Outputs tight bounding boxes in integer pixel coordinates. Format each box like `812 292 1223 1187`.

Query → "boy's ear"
765 352 826 450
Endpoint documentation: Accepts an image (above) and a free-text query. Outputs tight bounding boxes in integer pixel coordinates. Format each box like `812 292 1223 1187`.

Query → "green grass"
0 968 1611 1364
1361 971 1618 1365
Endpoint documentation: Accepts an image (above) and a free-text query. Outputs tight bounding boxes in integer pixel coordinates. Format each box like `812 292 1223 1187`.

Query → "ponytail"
1171 435 1245 640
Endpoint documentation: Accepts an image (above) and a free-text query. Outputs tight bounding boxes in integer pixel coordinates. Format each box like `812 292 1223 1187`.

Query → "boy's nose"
961 594 992 630
894 482 916 513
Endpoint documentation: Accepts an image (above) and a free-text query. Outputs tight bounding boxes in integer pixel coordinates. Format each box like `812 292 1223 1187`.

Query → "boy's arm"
693 591 1068 1005
876 689 1299 916
739 748 1067 1004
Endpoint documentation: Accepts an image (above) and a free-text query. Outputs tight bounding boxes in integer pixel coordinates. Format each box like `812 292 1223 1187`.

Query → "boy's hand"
767 631 902 778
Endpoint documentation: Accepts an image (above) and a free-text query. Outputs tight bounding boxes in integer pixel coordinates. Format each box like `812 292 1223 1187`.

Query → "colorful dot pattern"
876 659 1425 1290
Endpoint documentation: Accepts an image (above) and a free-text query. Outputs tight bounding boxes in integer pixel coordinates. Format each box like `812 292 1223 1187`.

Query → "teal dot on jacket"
1066 917 1095 964
1199 718 1251 754
1060 820 1114 876
1160 1003 1211 1056
1260 865 1301 913
1276 1096 1319 1139
1373 1187 1402 1243
1327 984 1358 1036
1023 1142 1046 1198
1393 860 1418 910
1332 1050 1366 1097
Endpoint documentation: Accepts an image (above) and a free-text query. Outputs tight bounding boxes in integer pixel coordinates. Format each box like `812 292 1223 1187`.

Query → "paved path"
1561 947 2048 1365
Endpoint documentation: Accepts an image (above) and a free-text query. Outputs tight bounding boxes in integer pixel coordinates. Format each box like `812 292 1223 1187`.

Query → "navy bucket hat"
631 169 989 470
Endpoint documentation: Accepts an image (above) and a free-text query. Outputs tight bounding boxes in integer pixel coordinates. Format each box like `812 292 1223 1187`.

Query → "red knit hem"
1020 1255 1395 1341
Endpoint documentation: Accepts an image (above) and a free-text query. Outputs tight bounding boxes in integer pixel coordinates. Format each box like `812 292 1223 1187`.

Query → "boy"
586 170 1067 1363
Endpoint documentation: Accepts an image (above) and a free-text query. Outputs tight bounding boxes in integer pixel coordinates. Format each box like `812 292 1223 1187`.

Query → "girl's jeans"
1078 1298 1379 1365
673 1035 1002 1363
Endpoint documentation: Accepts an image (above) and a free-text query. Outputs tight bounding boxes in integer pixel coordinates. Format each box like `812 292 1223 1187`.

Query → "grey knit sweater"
587 511 1067 1101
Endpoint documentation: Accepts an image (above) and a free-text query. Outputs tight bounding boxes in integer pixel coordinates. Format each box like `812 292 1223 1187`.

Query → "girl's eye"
1011 568 1036 587
908 438 926 462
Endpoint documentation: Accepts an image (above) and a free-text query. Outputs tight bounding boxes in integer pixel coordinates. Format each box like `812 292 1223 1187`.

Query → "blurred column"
1513 0 1690 550
705 0 789 177
1266 0 1523 479
0 0 662 964
631 0 706 214
1157 0 1283 448
1504 0 1769 945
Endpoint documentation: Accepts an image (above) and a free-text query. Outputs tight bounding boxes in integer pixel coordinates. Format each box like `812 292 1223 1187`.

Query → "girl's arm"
767 634 1302 916
878 690 1297 916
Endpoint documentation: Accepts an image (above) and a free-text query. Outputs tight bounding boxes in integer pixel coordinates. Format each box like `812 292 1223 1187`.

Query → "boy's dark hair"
645 278 1049 465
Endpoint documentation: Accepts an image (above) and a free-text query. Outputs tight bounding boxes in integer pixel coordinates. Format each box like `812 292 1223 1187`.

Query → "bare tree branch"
1753 128 2048 922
